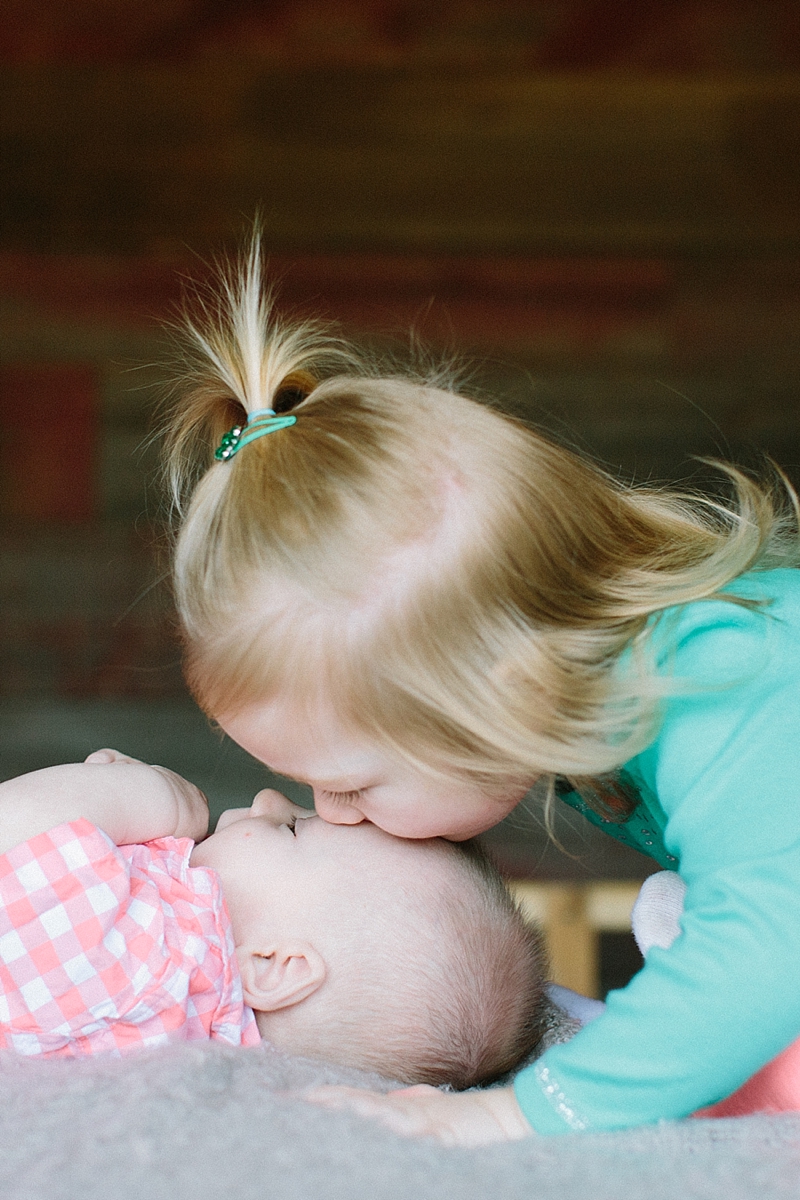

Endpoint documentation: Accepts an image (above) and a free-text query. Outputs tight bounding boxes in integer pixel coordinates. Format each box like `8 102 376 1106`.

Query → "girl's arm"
0 749 209 855
306 571 800 1142
306 1084 531 1147
511 576 800 1133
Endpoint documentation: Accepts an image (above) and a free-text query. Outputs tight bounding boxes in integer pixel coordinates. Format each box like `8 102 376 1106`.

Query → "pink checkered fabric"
0 819 260 1057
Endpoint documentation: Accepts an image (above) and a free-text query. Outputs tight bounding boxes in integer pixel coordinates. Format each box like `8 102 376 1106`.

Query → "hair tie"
215 407 296 461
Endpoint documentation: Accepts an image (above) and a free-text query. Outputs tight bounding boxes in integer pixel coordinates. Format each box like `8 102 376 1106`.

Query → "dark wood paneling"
0 249 674 335
0 363 96 520
2 68 799 256
0 523 183 697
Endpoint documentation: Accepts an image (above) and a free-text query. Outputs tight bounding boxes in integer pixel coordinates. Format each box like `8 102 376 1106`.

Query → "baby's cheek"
215 807 251 831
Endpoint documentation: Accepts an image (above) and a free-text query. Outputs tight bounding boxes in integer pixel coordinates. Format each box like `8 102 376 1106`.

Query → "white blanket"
1 1039 798 1200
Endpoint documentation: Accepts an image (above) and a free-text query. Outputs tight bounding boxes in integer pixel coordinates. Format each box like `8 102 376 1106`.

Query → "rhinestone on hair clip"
214 407 297 461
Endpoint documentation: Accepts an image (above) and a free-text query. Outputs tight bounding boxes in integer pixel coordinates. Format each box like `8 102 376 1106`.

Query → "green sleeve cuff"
513 1058 591 1136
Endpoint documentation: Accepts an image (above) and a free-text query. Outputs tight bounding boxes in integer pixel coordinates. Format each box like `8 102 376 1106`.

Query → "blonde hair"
165 241 800 797
260 838 548 1087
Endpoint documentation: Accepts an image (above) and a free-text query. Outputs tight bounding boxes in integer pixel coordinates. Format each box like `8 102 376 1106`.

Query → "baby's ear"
237 942 326 1012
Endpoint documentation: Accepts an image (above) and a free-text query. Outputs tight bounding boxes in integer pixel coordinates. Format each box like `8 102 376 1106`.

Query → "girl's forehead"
220 700 393 784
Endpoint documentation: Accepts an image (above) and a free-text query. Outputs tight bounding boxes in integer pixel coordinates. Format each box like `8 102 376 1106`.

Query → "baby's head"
191 790 547 1087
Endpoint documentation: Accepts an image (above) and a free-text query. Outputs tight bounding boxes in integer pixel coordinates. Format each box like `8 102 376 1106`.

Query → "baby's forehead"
320 817 458 880
319 814 431 851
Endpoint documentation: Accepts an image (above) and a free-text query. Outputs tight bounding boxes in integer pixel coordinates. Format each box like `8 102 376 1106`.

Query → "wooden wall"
1 4 798 868
2 66 799 256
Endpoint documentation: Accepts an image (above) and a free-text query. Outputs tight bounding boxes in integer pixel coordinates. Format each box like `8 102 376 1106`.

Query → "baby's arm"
0 748 209 855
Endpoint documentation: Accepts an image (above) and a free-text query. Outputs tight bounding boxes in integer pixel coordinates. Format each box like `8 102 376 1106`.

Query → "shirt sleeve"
0 819 151 1054
515 573 800 1133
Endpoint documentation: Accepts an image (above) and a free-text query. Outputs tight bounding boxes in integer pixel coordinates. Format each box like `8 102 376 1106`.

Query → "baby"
0 750 547 1086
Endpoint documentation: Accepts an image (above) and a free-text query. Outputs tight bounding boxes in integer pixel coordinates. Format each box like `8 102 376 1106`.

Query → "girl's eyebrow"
265 756 377 790
312 778 369 792
269 767 367 791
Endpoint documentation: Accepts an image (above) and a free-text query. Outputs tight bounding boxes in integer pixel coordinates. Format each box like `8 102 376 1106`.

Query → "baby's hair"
260 837 549 1088
416 840 549 1086
164 237 800 807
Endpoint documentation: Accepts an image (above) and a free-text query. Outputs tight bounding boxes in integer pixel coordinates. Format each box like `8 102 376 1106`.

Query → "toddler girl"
163 241 800 1143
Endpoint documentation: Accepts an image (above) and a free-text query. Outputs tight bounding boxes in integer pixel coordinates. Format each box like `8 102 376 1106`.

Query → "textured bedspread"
0 1041 798 1200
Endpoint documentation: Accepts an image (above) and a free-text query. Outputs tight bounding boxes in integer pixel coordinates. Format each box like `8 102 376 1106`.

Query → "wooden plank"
511 880 640 932
510 880 642 997
539 0 671 68
1 68 799 255
585 882 640 931
0 249 674 335
544 884 598 997
0 364 96 521
3 2 800 72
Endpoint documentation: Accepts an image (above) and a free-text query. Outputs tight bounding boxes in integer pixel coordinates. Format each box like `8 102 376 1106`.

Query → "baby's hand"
303 1083 532 1147
84 749 210 843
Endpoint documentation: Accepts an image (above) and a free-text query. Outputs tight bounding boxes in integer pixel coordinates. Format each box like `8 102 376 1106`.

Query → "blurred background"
1 2 799 994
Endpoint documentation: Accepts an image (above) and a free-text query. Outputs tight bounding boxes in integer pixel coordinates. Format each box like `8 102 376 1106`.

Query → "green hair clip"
214 408 297 461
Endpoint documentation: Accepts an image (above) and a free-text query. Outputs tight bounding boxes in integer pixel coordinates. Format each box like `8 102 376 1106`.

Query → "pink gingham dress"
0 818 260 1057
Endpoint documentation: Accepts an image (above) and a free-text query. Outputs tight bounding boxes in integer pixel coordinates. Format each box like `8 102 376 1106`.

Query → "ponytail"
162 238 362 513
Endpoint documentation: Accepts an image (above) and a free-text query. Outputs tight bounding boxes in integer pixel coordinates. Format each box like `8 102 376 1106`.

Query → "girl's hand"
303 1083 532 1148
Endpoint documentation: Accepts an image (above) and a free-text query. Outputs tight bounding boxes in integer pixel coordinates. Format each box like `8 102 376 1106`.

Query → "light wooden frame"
509 881 642 998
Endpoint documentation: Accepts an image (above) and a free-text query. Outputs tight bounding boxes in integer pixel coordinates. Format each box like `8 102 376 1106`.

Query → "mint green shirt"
514 568 800 1133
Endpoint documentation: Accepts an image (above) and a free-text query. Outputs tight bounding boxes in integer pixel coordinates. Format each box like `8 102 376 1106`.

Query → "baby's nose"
250 788 309 825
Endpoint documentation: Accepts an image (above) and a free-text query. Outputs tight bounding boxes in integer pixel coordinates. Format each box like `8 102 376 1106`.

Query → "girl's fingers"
303 1084 532 1147
304 1086 437 1138
388 1084 441 1097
